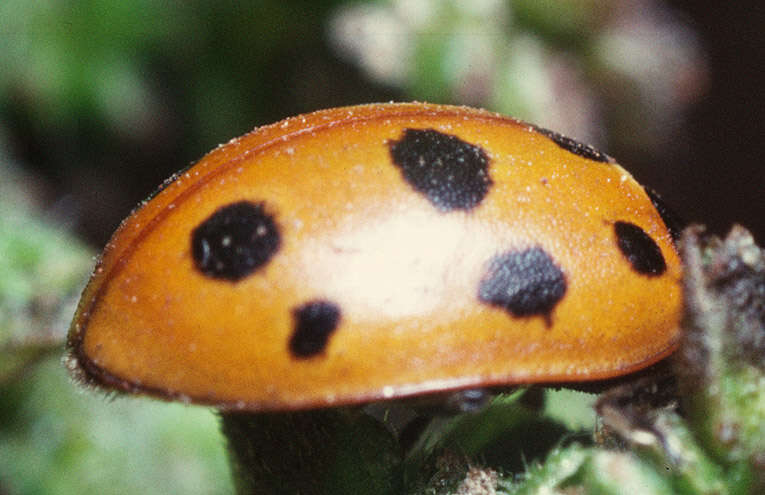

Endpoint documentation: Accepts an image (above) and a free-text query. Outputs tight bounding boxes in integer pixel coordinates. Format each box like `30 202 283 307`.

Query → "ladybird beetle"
67 103 683 411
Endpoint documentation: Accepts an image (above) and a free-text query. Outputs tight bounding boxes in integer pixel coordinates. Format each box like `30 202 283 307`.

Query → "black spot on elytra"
644 187 684 242
535 126 613 164
191 201 280 281
388 128 492 212
289 301 342 358
478 247 567 326
614 221 666 276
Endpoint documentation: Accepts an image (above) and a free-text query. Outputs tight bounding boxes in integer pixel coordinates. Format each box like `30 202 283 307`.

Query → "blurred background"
1 1 763 493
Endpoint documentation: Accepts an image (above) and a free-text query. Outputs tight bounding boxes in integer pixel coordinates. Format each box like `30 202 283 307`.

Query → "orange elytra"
67 102 683 411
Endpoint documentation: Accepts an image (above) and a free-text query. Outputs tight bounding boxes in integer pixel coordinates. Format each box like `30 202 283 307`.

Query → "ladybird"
67 103 683 411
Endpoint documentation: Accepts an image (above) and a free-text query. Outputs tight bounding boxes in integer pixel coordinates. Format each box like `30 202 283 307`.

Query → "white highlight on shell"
305 209 489 320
